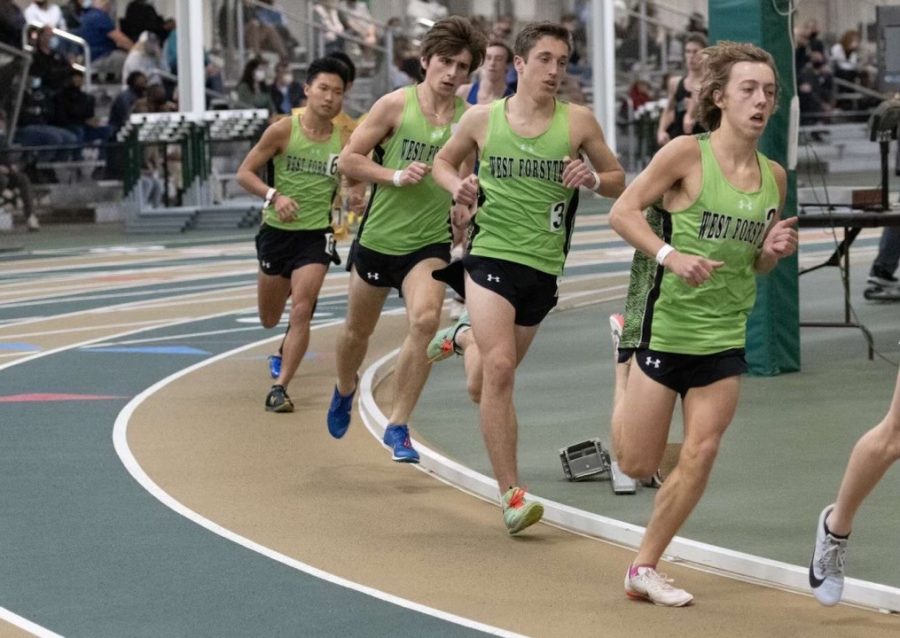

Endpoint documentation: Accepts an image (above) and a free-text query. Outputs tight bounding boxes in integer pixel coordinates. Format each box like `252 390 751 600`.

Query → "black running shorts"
351 241 450 291
463 254 559 327
255 224 336 278
629 347 747 397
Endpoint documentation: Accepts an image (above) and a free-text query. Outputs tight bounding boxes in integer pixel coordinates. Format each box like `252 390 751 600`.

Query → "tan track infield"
128 314 900 638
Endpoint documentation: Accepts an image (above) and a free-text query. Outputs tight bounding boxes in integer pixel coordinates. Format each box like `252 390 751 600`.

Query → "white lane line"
0 319 182 340
111 310 526 638
356 301 900 614
0 307 257 374
87 317 339 347
0 606 64 638
0 278 252 309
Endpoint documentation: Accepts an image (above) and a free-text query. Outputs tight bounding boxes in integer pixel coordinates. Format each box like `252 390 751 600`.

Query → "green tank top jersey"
470 98 577 276
620 133 781 355
358 85 465 255
263 116 342 231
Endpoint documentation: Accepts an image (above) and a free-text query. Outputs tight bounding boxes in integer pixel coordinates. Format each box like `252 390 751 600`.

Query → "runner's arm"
337 91 404 185
755 160 797 274
236 117 291 198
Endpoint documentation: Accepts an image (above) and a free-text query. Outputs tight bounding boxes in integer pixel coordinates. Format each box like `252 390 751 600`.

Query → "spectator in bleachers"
313 0 345 55
269 60 303 115
561 13 588 78
30 26 71 90
256 0 299 57
14 75 79 165
798 49 834 126
74 0 134 81
243 0 288 61
235 57 274 112
108 70 146 138
803 18 826 57
60 0 86 31
489 14 512 45
389 36 421 89
456 40 512 105
342 0 376 55
656 32 707 147
831 29 862 86
120 0 173 45
53 68 110 146
130 84 170 208
406 0 447 36
0 111 40 230
121 30 169 87
163 29 224 97
0 0 25 49
24 0 66 30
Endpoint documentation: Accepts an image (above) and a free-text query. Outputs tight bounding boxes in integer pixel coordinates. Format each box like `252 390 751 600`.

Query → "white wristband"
590 171 601 191
264 187 276 206
392 170 403 187
656 243 675 266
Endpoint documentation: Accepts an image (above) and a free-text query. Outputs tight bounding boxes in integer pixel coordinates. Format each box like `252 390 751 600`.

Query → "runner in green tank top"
237 57 355 413
326 17 487 464
607 42 798 606
431 22 625 535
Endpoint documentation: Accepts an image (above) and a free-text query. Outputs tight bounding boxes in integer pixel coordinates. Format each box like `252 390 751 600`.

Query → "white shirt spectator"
406 0 446 37
24 1 66 30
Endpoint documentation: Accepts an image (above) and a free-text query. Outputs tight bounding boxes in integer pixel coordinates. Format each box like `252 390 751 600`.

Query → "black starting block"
559 439 637 494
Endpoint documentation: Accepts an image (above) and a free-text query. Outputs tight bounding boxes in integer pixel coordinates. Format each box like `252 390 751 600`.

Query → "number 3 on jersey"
549 200 566 232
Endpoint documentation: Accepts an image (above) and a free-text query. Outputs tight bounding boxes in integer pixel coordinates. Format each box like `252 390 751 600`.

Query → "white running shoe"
809 504 848 606
609 313 624 351
624 565 693 607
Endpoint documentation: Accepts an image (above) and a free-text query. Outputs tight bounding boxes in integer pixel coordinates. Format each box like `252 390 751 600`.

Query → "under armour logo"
487 274 500 283
367 272 380 280
261 261 271 269
645 356 661 369
737 198 752 211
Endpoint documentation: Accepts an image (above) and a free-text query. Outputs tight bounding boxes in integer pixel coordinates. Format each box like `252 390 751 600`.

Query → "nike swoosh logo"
809 559 826 588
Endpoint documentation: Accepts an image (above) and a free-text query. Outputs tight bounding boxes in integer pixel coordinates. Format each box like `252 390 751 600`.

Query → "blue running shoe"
383 424 420 463
268 354 282 379
327 382 356 439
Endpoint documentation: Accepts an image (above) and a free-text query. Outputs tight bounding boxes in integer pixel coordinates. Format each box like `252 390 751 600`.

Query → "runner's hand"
398 161 429 186
274 194 299 222
761 217 798 260
451 201 474 229
453 174 479 208
561 156 596 189
664 251 724 287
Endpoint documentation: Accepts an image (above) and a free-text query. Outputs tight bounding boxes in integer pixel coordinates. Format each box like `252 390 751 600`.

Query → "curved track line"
356 319 900 614
0 607 63 638
110 311 527 638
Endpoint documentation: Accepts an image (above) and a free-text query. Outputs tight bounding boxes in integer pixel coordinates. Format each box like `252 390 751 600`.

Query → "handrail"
0 41 32 147
21 22 92 92
833 76 891 102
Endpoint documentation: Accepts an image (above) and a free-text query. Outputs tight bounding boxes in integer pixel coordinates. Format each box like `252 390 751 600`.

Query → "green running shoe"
501 486 543 535
427 311 470 362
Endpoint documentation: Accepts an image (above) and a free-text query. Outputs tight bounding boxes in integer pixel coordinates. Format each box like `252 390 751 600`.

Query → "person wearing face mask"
60 0 87 31
269 61 304 116
30 25 70 92
74 0 134 81
120 0 173 45
797 49 834 126
0 0 26 49
24 0 66 30
121 30 170 88
236 57 275 113
0 111 40 231
108 70 146 138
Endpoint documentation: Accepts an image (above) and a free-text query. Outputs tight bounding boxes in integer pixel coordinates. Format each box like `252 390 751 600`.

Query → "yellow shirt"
291 107 358 139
